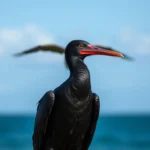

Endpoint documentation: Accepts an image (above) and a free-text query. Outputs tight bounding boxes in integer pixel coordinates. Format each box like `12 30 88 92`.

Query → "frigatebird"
14 40 130 150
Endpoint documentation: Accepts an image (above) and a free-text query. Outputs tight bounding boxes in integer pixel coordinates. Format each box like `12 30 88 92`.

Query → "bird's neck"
68 57 91 98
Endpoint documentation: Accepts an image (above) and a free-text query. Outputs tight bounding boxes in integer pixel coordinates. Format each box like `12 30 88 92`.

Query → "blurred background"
0 0 150 150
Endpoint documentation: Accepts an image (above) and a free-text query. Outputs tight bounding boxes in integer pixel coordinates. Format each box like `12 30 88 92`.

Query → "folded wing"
32 91 55 150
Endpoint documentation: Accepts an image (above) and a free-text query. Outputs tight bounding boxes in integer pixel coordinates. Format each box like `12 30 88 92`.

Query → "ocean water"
0 115 150 150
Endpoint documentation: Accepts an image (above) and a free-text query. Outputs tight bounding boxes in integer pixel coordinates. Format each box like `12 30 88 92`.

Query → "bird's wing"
13 44 69 68
82 93 100 150
94 45 134 61
32 91 55 150
13 44 65 56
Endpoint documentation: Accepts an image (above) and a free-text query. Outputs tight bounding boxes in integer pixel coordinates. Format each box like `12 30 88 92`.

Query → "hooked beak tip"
120 54 124 58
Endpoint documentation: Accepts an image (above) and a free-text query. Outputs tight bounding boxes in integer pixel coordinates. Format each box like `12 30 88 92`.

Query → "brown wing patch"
13 44 65 56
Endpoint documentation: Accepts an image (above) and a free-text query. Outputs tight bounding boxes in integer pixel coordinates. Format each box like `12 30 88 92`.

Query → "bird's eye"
78 43 84 48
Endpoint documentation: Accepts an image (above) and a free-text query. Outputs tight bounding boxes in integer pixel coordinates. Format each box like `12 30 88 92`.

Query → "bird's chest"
53 90 92 129
49 89 93 148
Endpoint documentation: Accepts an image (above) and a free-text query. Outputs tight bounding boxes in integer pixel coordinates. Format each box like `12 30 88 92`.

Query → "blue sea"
0 115 150 150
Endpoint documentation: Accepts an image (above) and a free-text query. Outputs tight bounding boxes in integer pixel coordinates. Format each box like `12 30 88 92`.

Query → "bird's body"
14 40 128 150
33 48 100 150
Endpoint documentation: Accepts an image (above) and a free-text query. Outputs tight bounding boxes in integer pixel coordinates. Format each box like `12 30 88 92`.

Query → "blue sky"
0 0 150 114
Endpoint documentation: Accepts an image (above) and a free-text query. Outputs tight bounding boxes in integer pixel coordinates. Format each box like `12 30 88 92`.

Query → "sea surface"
0 115 150 150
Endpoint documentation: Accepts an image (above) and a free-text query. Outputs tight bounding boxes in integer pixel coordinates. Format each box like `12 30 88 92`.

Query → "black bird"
14 40 129 150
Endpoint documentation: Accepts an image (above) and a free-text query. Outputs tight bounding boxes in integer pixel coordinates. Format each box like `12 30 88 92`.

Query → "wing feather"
14 44 65 56
32 91 55 150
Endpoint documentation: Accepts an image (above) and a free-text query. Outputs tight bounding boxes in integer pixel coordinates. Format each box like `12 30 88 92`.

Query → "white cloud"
119 27 150 55
0 24 64 62
0 29 23 44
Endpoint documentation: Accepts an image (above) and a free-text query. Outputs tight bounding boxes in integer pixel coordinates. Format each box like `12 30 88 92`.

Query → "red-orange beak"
80 45 124 58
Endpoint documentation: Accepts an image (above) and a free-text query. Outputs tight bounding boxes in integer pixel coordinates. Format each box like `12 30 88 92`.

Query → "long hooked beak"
80 45 124 58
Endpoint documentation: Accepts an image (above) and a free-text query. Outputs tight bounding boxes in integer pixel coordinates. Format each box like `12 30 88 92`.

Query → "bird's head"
65 40 125 60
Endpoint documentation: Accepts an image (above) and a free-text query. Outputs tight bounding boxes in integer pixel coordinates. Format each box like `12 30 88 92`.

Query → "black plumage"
14 40 130 150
